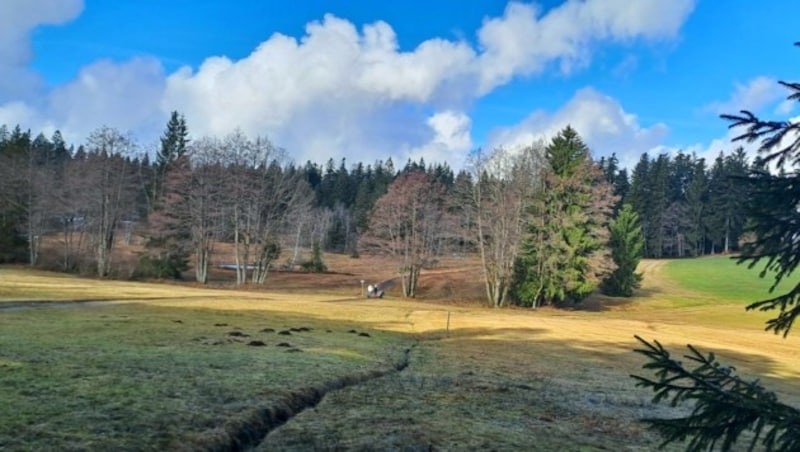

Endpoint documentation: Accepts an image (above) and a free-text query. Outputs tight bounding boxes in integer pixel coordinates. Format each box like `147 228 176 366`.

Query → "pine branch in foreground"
631 336 800 451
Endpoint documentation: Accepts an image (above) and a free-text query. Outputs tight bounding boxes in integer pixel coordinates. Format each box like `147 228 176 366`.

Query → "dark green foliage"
633 44 800 451
627 149 748 258
706 149 749 254
157 111 188 168
152 111 188 210
0 127 32 263
632 336 800 451
685 158 709 256
511 127 616 307
0 220 28 263
546 125 589 177
599 153 630 211
141 155 192 280
301 242 328 273
602 204 644 297
133 254 183 280
143 115 193 279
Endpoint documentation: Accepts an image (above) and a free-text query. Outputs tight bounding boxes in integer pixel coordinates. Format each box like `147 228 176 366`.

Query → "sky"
2 0 798 169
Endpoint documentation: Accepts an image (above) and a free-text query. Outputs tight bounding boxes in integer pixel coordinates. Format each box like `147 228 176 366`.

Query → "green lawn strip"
663 256 800 304
0 304 409 451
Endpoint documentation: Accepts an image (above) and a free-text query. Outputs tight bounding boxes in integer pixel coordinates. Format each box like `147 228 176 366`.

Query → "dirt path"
636 259 694 296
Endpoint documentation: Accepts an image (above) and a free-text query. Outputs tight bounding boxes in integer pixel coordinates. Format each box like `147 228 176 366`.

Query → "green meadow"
1 258 799 450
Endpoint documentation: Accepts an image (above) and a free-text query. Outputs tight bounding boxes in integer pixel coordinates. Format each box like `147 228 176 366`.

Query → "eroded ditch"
187 344 417 452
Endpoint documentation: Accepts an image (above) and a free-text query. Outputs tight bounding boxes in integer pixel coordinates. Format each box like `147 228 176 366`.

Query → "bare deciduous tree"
80 127 138 277
187 137 226 284
470 145 546 307
360 171 450 297
222 131 313 285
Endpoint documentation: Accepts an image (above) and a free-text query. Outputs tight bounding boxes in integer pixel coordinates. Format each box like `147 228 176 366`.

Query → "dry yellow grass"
3 257 800 449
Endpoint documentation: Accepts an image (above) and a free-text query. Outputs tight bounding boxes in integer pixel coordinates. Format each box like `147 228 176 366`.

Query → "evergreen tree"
152 111 189 211
0 126 30 263
511 127 616 307
301 241 328 272
602 204 644 297
628 153 651 255
646 154 670 258
614 167 631 205
599 153 629 211
685 157 709 256
706 149 749 253
139 113 191 278
633 48 800 451
137 155 192 279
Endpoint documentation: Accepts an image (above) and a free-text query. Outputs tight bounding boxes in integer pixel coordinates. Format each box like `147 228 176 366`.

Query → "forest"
0 112 752 307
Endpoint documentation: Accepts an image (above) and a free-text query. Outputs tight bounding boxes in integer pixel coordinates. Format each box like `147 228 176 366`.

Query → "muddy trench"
188 344 417 452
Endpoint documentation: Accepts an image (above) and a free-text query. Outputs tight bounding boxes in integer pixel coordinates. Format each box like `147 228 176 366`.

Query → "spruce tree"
685 157 709 256
633 46 800 451
602 204 644 297
511 126 616 307
152 111 188 211
139 113 191 279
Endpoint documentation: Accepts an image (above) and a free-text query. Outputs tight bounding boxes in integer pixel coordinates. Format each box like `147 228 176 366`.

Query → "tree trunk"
291 220 303 266
195 248 208 284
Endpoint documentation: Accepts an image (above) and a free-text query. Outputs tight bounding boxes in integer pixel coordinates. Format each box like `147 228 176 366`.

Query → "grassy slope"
663 255 800 304
0 269 411 450
2 257 800 450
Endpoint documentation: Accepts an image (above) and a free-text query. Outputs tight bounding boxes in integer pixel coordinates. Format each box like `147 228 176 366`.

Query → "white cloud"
684 114 800 171
475 0 695 92
775 98 796 116
0 0 695 167
0 0 83 102
49 57 166 143
406 110 473 168
704 76 784 115
487 87 669 169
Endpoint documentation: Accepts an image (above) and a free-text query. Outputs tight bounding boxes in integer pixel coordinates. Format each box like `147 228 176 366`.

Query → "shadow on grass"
3 299 798 451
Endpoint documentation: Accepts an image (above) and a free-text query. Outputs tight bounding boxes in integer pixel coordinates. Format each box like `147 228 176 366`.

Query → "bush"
301 243 327 273
132 255 183 280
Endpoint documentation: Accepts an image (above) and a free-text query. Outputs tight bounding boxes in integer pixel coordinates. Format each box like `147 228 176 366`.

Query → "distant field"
663 255 800 304
2 257 800 450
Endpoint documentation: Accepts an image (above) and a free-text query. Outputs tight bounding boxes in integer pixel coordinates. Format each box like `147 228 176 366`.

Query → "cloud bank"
0 0 695 166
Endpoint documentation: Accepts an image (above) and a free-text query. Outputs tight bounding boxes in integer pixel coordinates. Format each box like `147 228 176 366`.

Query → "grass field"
663 255 800 304
1 255 799 450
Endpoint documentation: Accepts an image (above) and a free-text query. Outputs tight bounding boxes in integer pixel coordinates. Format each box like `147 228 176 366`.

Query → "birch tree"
471 144 545 307
81 127 138 277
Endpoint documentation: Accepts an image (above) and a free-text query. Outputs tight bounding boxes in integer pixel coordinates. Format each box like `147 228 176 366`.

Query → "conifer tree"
511 126 616 307
152 111 188 210
602 204 644 297
633 45 800 451
139 113 191 278
685 158 709 256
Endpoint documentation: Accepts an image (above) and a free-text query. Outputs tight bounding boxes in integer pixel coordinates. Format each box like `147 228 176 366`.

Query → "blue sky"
2 0 798 168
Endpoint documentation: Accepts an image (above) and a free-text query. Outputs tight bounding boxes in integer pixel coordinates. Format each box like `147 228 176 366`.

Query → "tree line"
0 113 750 305
0 114 462 284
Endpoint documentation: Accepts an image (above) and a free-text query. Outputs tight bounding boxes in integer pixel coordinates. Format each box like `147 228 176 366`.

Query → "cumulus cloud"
0 0 695 166
704 76 785 116
775 98 796 116
476 0 695 92
486 87 669 169
0 0 83 102
683 114 800 171
50 58 167 142
406 110 473 168
686 79 799 167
